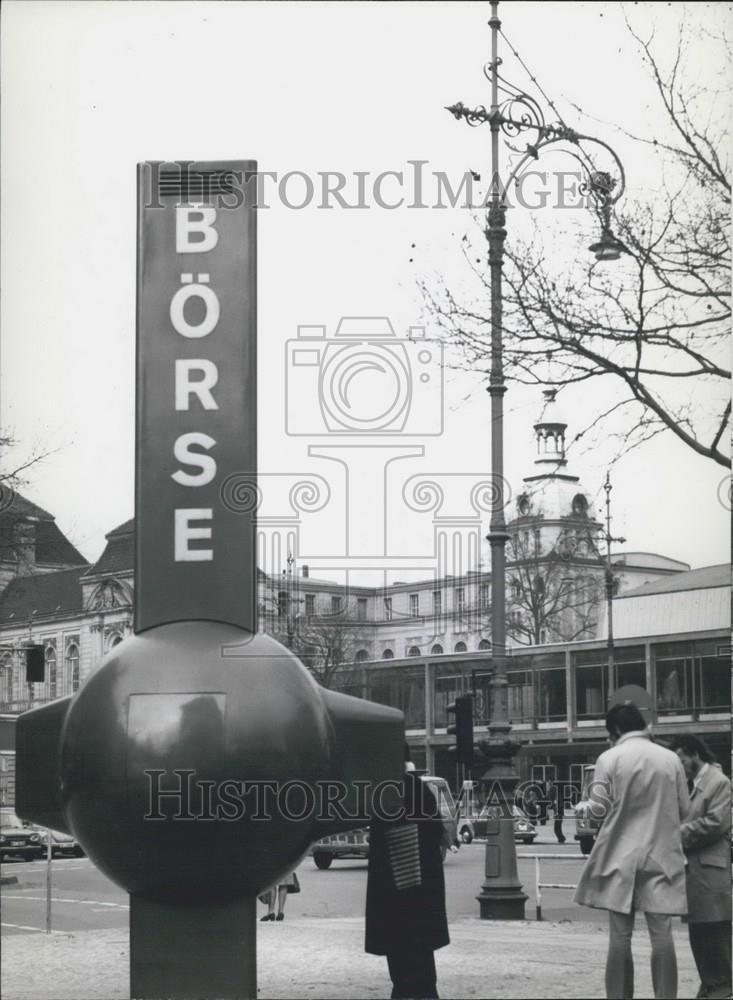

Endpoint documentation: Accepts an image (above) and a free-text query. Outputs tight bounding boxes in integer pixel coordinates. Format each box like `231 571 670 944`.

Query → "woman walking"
260 869 300 922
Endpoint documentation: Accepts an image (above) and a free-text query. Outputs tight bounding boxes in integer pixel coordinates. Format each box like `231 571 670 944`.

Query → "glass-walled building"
338 629 730 790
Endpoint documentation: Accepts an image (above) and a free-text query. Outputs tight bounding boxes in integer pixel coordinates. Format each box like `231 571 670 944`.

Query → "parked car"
0 808 44 861
311 827 370 869
457 805 537 845
310 774 459 868
30 826 86 859
574 764 602 855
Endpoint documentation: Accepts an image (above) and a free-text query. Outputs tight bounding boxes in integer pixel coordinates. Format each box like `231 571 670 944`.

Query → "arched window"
354 649 368 663
478 639 491 650
454 641 467 653
571 494 588 517
382 648 394 660
46 646 57 699
407 646 421 657
108 633 123 651
66 643 80 692
431 644 444 655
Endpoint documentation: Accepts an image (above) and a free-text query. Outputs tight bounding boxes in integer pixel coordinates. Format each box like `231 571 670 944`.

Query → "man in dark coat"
366 752 451 999
675 736 732 1000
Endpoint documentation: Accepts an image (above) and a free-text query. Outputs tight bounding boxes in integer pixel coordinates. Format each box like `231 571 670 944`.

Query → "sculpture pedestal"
130 894 256 999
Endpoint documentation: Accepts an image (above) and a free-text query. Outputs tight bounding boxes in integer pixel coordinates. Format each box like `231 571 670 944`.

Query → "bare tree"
289 606 372 689
423 20 730 468
0 435 58 564
259 583 371 689
507 523 604 645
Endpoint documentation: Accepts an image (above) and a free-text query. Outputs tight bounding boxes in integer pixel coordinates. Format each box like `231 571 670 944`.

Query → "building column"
565 648 575 732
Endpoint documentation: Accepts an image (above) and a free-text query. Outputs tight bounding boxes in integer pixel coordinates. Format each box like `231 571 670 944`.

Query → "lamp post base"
475 815 528 920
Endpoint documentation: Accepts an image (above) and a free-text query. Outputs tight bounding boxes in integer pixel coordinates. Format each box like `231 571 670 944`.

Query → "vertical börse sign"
136 161 257 633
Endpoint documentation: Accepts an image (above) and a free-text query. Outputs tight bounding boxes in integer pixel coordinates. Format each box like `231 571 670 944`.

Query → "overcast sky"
2 1 730 581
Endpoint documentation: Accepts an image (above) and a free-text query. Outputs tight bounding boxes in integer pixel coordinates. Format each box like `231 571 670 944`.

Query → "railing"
517 852 588 921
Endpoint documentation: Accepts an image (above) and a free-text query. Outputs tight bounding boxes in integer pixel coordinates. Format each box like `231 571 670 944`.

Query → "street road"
1 823 599 937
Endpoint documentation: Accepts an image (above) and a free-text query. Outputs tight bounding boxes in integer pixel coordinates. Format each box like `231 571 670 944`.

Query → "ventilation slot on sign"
158 169 240 201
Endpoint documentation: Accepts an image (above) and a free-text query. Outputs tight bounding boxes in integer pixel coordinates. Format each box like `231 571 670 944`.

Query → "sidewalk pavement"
1 915 700 999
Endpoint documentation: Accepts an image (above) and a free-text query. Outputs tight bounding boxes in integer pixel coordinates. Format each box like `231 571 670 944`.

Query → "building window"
354 649 369 663
369 674 426 728
305 594 315 617
109 634 123 649
654 647 693 715
454 641 467 653
536 667 566 722
575 664 605 719
698 645 731 712
571 494 588 517
480 584 490 610
331 595 342 616
455 588 465 615
433 591 442 616
507 671 533 723
478 639 491 650
357 598 367 621
66 643 80 693
47 646 57 699
410 594 419 617
382 648 394 660
533 529 541 555
431 644 443 655
384 598 393 621
1 654 12 704
407 646 421 657
434 675 461 727
277 591 288 618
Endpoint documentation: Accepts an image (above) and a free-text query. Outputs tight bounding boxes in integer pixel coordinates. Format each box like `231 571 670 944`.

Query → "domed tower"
506 390 603 645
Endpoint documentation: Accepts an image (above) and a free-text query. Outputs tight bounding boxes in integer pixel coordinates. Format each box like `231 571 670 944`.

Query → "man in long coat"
366 753 451 999
574 703 690 999
675 735 732 999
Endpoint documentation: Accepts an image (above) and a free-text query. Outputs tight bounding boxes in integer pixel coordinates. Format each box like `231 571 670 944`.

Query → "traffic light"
447 693 473 766
25 644 45 684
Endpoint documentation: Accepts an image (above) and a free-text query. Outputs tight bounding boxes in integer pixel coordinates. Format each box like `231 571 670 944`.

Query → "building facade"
1 397 727 800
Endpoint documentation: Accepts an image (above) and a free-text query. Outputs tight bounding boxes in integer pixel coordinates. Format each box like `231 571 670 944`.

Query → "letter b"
176 206 219 253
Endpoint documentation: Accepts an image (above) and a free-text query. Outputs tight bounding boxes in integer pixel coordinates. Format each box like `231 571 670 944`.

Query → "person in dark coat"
548 781 566 844
674 736 732 1000
365 749 451 999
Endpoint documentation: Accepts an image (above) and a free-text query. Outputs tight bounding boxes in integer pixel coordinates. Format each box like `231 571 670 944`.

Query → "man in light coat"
675 735 732 1000
574 703 690 999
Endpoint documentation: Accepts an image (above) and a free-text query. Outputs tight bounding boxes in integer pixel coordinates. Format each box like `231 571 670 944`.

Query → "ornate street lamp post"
447 0 626 919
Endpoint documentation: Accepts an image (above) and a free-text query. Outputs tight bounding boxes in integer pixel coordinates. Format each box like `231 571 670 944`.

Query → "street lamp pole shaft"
487 1 509 739
476 0 528 921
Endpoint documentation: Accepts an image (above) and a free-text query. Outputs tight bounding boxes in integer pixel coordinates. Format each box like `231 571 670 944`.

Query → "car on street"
457 805 537 845
0 808 45 861
574 764 602 854
311 827 370 868
29 825 86 859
